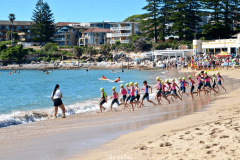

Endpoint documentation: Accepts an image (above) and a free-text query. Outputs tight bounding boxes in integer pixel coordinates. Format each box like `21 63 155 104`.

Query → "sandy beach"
70 68 240 160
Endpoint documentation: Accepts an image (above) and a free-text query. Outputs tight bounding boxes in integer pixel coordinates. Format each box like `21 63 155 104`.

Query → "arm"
51 96 54 102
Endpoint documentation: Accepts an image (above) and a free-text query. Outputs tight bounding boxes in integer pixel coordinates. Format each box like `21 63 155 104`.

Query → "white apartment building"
107 22 140 44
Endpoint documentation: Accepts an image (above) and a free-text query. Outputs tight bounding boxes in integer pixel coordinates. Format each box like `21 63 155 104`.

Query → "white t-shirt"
51 89 62 99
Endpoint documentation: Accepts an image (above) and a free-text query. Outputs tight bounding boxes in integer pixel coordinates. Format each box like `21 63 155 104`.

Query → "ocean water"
0 69 170 128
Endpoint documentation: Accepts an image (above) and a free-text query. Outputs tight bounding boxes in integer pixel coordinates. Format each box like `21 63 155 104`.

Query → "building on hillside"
193 33 240 55
79 28 111 46
53 26 78 46
107 22 140 44
17 28 38 42
0 20 32 41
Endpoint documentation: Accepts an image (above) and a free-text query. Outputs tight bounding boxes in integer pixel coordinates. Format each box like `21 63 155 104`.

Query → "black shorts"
100 100 106 105
157 89 161 96
142 93 149 100
129 96 135 102
111 99 119 105
190 86 195 93
212 83 216 88
54 98 63 106
171 89 177 96
165 91 170 95
198 83 203 90
126 96 131 101
135 95 140 101
121 95 127 101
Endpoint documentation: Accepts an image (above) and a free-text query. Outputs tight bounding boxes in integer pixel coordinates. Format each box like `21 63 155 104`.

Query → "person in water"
138 80 156 108
51 84 66 119
102 75 107 79
187 76 197 100
170 78 182 101
110 87 119 111
115 77 120 83
99 88 107 113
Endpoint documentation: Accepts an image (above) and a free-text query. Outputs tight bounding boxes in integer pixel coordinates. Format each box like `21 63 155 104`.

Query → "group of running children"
98 71 226 112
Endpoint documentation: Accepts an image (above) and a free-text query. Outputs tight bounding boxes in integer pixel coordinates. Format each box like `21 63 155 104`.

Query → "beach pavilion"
193 32 240 55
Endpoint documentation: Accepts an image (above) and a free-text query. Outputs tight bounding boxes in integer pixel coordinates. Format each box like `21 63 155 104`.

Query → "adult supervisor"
51 84 66 118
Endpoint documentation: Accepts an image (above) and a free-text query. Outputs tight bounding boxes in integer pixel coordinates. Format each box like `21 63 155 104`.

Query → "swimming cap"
156 77 160 80
125 83 129 86
100 88 104 91
204 71 207 74
165 79 169 82
172 78 175 81
120 84 124 87
217 72 220 74
112 87 116 90
130 82 133 86
134 82 138 86
161 81 164 83
183 77 186 80
188 75 192 78
198 73 201 75
179 77 182 80
213 74 216 77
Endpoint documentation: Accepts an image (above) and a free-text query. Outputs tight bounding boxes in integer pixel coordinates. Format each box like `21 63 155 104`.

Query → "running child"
119 84 127 109
134 82 141 106
170 79 182 101
155 77 162 104
161 81 171 104
180 77 188 98
138 80 156 108
188 76 197 99
129 82 136 111
99 88 107 113
110 87 119 111
216 72 226 92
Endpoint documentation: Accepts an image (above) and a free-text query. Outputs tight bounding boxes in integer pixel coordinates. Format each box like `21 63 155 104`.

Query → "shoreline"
70 68 240 160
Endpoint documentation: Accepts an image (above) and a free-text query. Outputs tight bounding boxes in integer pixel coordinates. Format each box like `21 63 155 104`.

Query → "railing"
53 38 66 41
107 33 132 37
110 27 132 31
54 32 69 35
110 40 130 44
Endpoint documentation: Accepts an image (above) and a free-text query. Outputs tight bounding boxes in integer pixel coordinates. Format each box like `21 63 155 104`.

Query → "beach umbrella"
134 58 141 61
216 52 230 58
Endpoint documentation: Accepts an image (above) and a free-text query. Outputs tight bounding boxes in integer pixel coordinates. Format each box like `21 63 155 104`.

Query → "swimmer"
102 75 107 79
216 72 226 92
115 77 120 83
138 80 156 108
125 83 131 106
99 88 107 113
110 87 119 111
203 71 218 94
119 84 127 109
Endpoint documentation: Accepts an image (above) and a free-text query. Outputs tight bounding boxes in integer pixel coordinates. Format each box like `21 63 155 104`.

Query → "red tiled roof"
82 28 110 33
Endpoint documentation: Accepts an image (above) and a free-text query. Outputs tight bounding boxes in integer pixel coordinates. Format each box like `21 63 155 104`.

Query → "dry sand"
71 68 240 160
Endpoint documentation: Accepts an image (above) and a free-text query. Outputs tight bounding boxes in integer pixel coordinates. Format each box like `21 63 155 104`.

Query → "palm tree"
8 14 16 45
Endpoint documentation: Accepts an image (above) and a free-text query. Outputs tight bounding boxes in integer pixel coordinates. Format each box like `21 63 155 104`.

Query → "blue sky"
0 0 147 22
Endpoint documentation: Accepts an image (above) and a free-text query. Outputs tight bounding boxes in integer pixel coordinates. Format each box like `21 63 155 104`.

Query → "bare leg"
54 106 58 117
59 104 66 117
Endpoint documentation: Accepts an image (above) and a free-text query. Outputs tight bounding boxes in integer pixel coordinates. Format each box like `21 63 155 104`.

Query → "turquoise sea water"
0 69 167 127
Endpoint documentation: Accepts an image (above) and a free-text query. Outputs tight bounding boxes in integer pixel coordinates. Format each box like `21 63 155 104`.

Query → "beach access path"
71 68 240 160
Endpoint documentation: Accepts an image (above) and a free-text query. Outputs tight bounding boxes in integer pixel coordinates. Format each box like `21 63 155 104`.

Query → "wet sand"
70 68 240 160
0 69 239 160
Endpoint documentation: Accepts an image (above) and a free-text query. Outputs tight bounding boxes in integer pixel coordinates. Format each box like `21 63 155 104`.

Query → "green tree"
123 15 142 22
8 13 16 45
141 0 160 42
30 0 55 44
